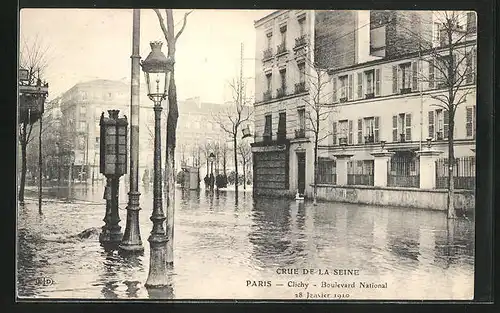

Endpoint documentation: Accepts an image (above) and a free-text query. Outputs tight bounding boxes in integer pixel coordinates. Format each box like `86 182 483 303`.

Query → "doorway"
297 152 306 195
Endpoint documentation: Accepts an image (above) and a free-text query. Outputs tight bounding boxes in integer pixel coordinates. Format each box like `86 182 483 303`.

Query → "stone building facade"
252 10 477 198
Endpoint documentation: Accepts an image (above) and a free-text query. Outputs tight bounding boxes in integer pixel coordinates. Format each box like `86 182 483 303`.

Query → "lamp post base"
145 235 169 288
99 225 123 247
119 191 144 254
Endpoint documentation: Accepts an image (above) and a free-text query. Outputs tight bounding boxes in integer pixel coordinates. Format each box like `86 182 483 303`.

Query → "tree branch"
175 10 193 41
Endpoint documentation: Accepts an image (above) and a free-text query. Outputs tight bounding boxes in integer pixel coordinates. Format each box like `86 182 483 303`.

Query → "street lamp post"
209 152 215 191
141 41 173 288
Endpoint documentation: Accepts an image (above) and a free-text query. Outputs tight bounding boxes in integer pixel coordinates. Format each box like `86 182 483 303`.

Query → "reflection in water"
249 197 294 267
18 184 475 299
147 284 174 299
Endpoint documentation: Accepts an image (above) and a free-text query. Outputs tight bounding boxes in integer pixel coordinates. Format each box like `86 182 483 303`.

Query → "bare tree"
302 59 337 205
212 78 253 196
153 9 193 264
237 140 252 190
18 35 52 203
411 11 476 218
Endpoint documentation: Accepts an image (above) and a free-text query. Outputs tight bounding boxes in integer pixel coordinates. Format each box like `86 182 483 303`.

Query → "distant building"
58 79 129 182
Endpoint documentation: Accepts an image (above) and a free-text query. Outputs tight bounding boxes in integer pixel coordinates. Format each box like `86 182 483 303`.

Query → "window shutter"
392 115 398 142
357 72 363 99
443 110 449 139
332 77 337 103
348 74 353 100
428 60 434 89
392 65 398 94
466 52 473 83
357 119 363 144
374 116 380 142
473 105 476 138
332 121 337 145
375 68 381 96
428 111 435 138
452 54 457 85
466 106 473 137
405 114 412 141
412 61 418 91
348 120 353 144
473 49 477 82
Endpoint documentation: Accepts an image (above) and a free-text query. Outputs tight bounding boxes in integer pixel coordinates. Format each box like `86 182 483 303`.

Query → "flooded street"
17 182 474 300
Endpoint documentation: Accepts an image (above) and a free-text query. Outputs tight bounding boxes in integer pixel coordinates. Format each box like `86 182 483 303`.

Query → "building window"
78 136 86 150
277 112 286 140
466 48 477 84
365 70 375 96
339 75 348 101
298 63 306 83
433 22 441 47
266 74 272 92
280 25 287 46
338 120 348 144
466 106 476 138
266 32 272 49
264 114 272 135
364 117 375 142
277 69 286 98
79 121 87 132
298 16 306 36
298 108 306 131
392 113 412 142
466 12 477 33
436 55 453 88
399 62 412 91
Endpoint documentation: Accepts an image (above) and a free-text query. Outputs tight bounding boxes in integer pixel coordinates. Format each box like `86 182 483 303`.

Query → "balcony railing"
400 87 412 94
338 137 348 145
277 131 286 142
277 43 287 55
436 131 444 140
294 35 308 49
400 133 406 142
262 48 273 61
276 88 286 98
295 82 306 94
365 92 375 99
364 134 375 144
339 97 348 103
263 90 272 101
295 128 306 139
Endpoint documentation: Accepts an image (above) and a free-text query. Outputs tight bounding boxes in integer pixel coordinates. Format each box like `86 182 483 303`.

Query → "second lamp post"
141 41 174 288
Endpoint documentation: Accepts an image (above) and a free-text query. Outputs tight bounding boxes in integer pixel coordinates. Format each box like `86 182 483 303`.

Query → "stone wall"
314 10 357 70
309 184 474 213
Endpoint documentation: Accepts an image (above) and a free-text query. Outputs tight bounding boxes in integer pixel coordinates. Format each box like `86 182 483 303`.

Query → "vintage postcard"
17 8 479 300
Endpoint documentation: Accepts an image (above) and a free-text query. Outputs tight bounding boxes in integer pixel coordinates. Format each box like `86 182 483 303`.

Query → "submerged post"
119 8 144 254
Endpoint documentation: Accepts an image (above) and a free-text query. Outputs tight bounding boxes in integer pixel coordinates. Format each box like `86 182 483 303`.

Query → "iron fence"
435 156 475 190
347 160 374 186
388 156 420 188
317 158 336 184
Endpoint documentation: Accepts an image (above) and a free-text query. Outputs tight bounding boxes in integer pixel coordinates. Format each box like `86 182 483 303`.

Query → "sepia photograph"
17 8 478 300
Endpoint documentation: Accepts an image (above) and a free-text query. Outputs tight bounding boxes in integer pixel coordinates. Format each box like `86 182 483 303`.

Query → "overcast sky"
20 9 274 103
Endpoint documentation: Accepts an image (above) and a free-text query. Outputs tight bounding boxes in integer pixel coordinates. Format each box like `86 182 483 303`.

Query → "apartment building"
252 10 476 197
59 80 130 181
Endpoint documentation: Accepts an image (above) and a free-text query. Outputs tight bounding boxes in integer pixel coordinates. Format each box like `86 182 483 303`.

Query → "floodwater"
17 182 474 300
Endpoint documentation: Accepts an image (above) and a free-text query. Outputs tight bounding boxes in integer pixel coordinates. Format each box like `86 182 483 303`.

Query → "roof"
254 10 286 27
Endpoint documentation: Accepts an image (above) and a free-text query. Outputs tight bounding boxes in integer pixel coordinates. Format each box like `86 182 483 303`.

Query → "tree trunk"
447 111 456 219
233 135 238 194
19 140 27 203
243 159 246 190
165 70 179 265
19 126 27 204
